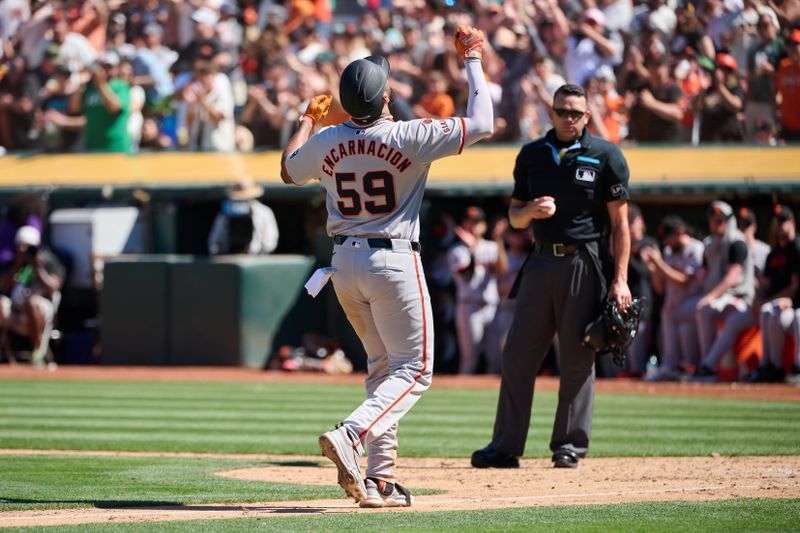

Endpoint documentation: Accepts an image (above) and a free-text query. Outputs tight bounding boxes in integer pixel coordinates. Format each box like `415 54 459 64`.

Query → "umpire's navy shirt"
512 128 630 243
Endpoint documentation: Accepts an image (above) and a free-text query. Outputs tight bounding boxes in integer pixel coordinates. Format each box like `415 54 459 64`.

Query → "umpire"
472 84 632 469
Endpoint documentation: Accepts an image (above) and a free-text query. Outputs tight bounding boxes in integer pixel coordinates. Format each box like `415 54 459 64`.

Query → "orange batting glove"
455 25 485 60
302 94 333 126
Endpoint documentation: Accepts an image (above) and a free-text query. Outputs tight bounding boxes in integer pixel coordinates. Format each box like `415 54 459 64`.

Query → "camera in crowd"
23 245 39 263
222 199 254 254
627 77 650 94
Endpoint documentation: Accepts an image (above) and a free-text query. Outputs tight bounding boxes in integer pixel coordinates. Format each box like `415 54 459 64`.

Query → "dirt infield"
1 366 799 527
0 451 798 527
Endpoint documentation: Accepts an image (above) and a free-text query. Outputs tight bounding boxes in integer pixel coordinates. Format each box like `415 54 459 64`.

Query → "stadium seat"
716 324 763 382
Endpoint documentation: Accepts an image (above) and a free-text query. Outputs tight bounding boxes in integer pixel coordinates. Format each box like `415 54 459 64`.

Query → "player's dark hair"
553 84 586 102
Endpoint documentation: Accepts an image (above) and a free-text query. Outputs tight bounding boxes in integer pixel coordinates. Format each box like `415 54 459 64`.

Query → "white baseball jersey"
750 239 771 279
447 239 500 305
283 116 467 241
663 237 705 307
448 238 501 374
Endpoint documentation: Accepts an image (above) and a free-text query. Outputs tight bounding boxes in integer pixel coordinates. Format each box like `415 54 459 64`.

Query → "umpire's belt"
333 235 421 252
533 242 579 257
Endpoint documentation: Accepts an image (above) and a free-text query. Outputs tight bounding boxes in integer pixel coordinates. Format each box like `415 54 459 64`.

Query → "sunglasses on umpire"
552 108 587 120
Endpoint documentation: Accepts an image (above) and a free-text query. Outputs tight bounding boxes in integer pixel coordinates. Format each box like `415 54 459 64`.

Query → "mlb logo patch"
350 240 363 248
611 184 624 197
576 168 596 182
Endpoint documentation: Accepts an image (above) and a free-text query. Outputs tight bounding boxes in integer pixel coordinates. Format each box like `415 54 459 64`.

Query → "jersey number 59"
336 171 397 216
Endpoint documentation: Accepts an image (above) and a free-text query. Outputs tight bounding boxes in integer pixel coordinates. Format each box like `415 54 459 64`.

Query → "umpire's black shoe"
471 446 519 468
552 450 579 468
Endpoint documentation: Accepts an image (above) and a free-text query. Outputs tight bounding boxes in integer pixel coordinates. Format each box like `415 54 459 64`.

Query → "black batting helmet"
339 55 390 122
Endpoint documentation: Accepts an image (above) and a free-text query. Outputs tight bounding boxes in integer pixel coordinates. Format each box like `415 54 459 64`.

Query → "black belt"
333 235 421 252
533 242 580 256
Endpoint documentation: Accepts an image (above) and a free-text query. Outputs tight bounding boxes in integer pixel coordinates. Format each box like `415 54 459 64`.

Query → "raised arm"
455 26 494 145
280 95 332 185
90 66 121 114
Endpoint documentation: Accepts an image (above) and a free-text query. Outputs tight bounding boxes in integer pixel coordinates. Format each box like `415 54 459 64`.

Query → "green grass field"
1 378 799 531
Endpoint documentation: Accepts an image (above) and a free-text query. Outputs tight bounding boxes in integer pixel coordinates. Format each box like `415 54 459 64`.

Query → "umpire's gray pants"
489 249 598 458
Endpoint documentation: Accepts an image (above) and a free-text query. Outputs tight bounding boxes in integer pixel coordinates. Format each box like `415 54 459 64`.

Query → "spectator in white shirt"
565 8 623 87
183 61 234 151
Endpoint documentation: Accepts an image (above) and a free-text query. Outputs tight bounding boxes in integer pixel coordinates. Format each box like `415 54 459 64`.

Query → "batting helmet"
339 56 390 122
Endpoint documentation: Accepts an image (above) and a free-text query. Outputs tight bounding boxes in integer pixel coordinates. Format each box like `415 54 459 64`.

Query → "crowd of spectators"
0 0 799 155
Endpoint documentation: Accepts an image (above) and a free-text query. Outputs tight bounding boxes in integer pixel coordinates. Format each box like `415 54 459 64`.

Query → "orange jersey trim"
281 157 297 185
458 117 467 154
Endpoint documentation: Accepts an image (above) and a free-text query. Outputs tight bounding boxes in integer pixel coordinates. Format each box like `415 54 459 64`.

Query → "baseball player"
447 206 503 374
280 26 493 507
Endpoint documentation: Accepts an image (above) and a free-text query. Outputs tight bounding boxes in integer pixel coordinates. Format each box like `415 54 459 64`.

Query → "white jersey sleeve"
448 243 472 272
406 117 467 163
283 132 321 185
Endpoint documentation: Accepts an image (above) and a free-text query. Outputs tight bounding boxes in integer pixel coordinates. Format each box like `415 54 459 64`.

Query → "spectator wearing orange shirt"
586 72 622 144
776 29 800 141
412 70 455 119
588 89 621 143
592 65 624 143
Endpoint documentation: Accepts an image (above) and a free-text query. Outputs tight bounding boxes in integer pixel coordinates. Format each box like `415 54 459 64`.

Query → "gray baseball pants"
331 237 434 482
760 300 800 368
697 294 755 369
488 249 599 458
625 318 651 374
455 300 501 374
659 295 702 374
487 299 516 373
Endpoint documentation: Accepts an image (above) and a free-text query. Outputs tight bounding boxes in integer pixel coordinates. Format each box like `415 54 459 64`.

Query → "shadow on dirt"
1 499 331 513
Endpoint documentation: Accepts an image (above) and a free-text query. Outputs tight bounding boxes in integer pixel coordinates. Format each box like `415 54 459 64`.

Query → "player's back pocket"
367 249 412 273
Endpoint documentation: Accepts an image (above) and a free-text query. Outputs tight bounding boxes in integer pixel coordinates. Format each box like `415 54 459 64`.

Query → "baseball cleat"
360 478 413 508
319 426 367 503
687 364 717 383
644 369 681 382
